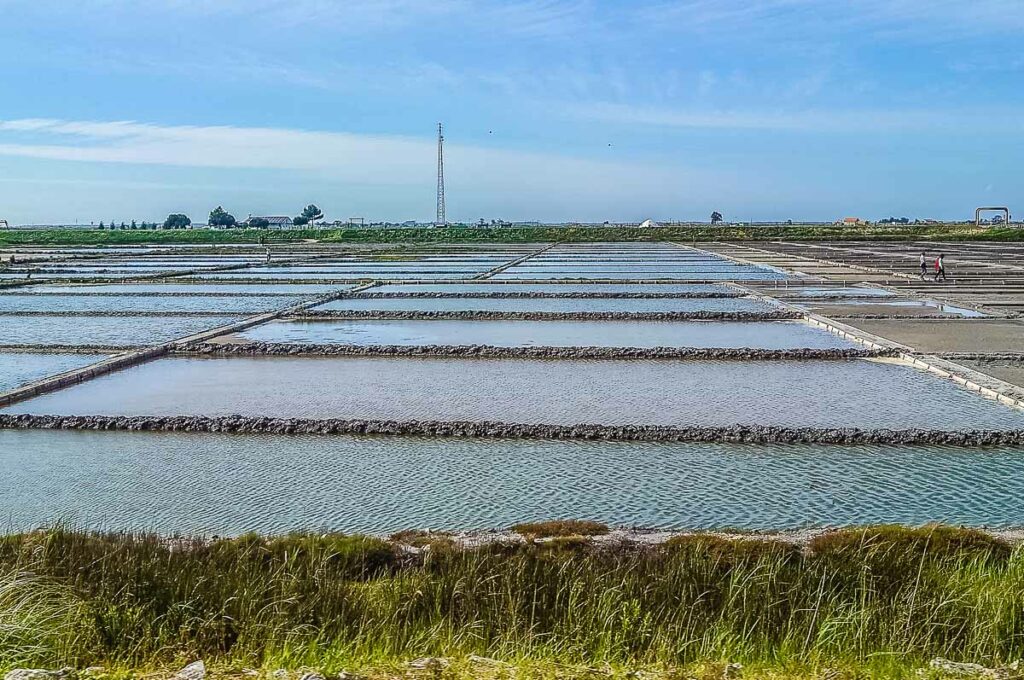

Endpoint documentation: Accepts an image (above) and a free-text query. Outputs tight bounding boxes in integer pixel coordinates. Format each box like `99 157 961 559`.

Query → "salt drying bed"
313 297 778 313
2 430 1023 534
236 319 851 348
6 356 1022 430
0 315 246 346
0 353 110 392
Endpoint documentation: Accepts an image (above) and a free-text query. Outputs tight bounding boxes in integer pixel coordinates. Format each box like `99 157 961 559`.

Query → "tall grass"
0 526 1021 675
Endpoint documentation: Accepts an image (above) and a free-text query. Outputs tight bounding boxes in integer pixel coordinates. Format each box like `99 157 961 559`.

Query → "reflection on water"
2 430 1023 534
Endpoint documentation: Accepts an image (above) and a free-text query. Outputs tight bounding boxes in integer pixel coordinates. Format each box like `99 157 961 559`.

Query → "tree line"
94 205 326 230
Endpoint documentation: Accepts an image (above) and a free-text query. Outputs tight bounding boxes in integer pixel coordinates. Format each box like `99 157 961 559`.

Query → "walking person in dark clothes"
919 251 928 279
933 253 947 282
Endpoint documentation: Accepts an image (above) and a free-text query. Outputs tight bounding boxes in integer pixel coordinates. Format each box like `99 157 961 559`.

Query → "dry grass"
511 520 611 538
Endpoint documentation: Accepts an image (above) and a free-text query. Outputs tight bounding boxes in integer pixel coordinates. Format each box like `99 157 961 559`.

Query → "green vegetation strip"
1 525 1022 678
3 223 1024 246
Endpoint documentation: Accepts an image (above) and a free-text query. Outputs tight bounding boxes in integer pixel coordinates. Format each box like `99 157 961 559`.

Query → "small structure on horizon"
837 217 868 226
975 206 1010 227
639 218 660 228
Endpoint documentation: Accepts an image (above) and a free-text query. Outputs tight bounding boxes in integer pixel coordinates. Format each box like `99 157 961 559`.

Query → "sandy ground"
842 319 1024 353
958 360 1024 390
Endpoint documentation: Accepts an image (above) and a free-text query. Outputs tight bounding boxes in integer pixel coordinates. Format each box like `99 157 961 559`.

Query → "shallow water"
31 284 348 295
779 287 895 298
491 270 787 280
314 297 778 313
8 356 1022 430
0 315 245 346
239 318 852 349
805 299 987 318
0 294 305 314
2 430 1023 534
0 353 109 391
190 272 479 280
368 283 736 294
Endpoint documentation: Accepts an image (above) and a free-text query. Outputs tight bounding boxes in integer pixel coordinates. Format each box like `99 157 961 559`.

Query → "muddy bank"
2 414 1020 445
940 353 1024 362
0 290 319 297
339 291 746 299
287 310 803 322
0 344 138 353
0 310 245 318
180 342 897 360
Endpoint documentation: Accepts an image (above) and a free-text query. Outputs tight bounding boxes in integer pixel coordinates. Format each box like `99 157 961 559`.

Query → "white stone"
174 661 206 680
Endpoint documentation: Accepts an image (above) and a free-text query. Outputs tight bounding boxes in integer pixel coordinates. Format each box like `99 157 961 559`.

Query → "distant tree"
208 206 237 228
248 217 270 229
292 215 310 227
300 204 324 227
710 211 723 225
163 213 192 230
98 222 105 229
130 220 137 229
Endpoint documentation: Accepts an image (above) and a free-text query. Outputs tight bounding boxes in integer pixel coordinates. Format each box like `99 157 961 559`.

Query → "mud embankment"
0 311 245 318
180 342 896 360
0 291 316 298
2 414 1020 446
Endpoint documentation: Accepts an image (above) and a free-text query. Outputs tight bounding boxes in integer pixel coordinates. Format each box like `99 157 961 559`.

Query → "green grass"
0 525 1022 679
1 223 1023 246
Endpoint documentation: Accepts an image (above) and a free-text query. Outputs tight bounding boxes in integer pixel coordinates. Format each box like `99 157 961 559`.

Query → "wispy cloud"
0 118 718 220
566 102 1024 134
636 0 1024 42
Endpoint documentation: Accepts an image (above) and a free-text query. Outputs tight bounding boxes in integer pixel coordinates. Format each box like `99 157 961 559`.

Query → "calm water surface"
2 430 1022 534
7 356 1022 430
239 318 851 349
0 353 109 391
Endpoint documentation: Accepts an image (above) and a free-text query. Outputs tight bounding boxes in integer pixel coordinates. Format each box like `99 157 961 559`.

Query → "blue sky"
0 0 1022 224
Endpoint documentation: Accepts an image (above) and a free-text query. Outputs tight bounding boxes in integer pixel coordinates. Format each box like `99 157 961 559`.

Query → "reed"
0 525 1020 678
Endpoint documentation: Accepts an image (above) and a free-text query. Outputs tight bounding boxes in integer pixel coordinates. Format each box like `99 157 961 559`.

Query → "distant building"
837 217 867 226
639 219 660 228
250 216 293 229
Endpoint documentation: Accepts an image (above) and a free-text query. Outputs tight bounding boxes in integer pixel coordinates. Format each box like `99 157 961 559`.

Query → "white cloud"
565 102 1024 134
0 117 720 221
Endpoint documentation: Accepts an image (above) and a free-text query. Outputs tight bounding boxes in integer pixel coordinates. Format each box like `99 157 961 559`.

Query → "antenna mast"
435 122 446 226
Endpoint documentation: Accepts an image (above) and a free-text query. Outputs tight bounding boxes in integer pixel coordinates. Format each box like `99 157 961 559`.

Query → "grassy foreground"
1 525 1023 679
1 223 1023 246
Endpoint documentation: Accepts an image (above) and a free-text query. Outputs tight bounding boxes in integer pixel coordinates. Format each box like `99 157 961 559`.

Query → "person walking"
919 251 928 279
933 253 947 282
